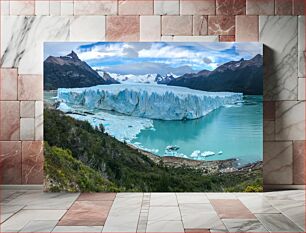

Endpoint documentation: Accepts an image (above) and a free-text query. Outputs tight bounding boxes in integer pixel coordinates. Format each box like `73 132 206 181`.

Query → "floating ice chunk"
200 151 215 157
57 84 243 120
190 150 201 158
218 151 223 155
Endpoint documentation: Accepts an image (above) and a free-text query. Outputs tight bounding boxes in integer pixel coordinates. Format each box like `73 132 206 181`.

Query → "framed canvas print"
43 42 263 192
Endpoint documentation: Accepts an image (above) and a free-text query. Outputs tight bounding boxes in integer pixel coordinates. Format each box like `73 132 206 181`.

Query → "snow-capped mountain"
101 73 179 85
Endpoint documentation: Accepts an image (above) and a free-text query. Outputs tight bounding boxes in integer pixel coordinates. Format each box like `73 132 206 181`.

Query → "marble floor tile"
179 203 216 214
1 209 66 232
148 206 181 221
256 213 304 232
238 196 279 214
146 220 184 233
267 200 305 230
210 199 256 219
176 193 210 204
8 191 79 210
102 195 142 232
150 193 178 206
223 219 268 232
209 220 228 232
0 204 25 223
206 193 237 199
1 191 27 203
184 229 210 233
20 220 58 232
115 192 143 198
182 211 223 229
52 226 103 232
180 204 220 229
58 201 113 226
263 190 305 201
77 193 116 201
0 190 17 201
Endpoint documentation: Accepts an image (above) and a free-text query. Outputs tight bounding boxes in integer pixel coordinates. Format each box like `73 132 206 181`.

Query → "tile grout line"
136 192 150 232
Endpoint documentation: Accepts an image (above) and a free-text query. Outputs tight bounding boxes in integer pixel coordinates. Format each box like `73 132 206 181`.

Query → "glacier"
57 84 243 120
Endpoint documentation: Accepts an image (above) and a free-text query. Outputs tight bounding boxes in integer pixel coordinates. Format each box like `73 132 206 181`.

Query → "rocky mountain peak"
66 51 80 60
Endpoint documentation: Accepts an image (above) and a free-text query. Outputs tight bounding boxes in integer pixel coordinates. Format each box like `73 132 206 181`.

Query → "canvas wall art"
43 42 263 192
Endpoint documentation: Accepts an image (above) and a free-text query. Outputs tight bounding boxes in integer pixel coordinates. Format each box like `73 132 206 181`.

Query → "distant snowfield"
57 83 243 120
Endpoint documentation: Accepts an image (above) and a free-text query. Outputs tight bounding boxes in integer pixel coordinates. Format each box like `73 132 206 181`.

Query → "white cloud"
235 43 263 57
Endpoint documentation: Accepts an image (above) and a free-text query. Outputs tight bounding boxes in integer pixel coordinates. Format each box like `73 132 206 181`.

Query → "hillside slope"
44 108 262 192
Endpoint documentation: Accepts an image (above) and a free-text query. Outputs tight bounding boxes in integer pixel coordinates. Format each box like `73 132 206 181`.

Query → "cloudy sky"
44 42 263 76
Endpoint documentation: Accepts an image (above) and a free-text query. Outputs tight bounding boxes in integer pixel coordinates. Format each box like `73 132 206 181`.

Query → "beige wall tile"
154 0 179 15
106 16 139 41
61 1 74 16
70 16 106 41
275 101 305 140
20 101 35 118
162 16 192 36
298 78 305 100
18 75 43 101
119 0 153 15
180 0 215 15
0 68 18 100
275 0 293 15
246 0 274 15
74 1 117 15
35 0 50 15
0 101 20 140
1 0 10 15
20 118 35 140
236 15 258 41
10 0 35 15
264 121 275 141
171 36 219 42
140 16 161 41
35 101 43 141
263 141 293 184
50 1 61 15
193 16 208 36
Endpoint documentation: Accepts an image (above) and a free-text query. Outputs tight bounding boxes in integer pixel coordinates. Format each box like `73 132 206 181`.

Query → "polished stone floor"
0 188 304 232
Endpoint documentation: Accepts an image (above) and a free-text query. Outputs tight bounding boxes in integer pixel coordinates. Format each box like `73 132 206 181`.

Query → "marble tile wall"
0 0 305 187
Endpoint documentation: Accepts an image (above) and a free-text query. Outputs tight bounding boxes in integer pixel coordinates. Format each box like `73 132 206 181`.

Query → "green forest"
44 108 262 192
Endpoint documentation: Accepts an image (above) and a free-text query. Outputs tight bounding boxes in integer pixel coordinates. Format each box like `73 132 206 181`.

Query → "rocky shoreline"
129 144 262 175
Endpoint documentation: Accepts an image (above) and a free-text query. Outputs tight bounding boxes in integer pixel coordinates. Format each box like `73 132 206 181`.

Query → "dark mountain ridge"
167 54 263 95
44 51 119 90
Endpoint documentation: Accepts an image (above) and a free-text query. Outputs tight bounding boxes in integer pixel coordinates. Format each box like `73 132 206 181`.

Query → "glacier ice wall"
57 84 243 120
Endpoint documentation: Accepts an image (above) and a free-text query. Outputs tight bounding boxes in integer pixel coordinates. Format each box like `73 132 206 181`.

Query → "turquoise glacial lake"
131 95 263 165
